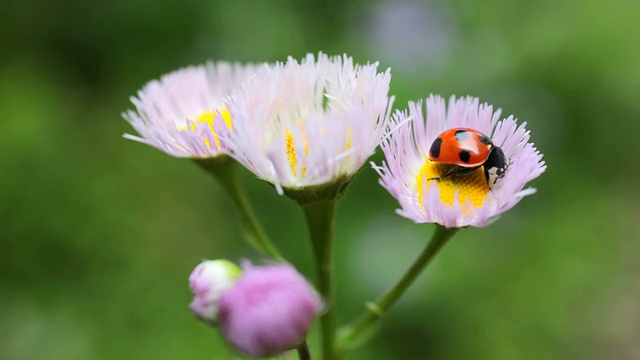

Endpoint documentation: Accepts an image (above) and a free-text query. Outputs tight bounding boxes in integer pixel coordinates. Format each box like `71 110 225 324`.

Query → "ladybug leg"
428 165 478 182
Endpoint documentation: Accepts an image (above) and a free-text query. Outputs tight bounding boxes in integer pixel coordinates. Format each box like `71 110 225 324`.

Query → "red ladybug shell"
429 128 495 167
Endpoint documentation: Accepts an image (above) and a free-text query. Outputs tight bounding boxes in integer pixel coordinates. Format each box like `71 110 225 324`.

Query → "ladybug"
428 127 508 187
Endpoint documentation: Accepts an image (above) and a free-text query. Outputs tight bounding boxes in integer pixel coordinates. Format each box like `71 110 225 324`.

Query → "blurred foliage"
1 0 639 359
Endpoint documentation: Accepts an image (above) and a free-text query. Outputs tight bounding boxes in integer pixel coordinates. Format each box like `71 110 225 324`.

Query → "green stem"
337 225 459 353
196 157 284 261
302 199 337 360
297 340 311 360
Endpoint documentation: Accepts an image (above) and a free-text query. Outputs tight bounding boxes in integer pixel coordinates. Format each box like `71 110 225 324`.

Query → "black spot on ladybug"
478 135 493 145
430 138 442 158
454 130 468 141
459 150 471 163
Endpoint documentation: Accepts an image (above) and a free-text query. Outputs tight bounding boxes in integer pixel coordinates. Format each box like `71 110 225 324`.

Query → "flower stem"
297 340 312 360
337 225 459 353
302 199 337 360
196 157 284 261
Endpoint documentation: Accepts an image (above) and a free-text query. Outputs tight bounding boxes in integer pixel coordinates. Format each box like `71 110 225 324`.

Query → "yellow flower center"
181 108 232 148
416 158 489 213
285 120 311 178
284 121 352 180
286 129 299 176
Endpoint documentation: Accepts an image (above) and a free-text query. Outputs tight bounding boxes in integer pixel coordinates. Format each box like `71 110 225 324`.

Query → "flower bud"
189 260 242 325
218 263 322 357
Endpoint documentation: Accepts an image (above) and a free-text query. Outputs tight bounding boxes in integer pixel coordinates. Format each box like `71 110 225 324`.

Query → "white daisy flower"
215 53 394 200
122 62 262 158
373 95 546 228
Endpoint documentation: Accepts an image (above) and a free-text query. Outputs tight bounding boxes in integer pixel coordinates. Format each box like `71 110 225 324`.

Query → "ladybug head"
484 146 508 186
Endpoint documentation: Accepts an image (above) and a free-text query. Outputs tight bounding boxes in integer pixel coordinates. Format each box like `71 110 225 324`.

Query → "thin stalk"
197 158 283 261
297 340 312 360
337 225 459 352
302 199 337 360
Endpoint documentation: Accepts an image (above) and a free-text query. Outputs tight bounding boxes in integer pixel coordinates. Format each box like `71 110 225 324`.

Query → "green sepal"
283 175 353 205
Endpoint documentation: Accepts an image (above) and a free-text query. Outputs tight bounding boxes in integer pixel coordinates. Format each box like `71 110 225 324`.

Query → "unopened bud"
218 263 322 357
189 260 242 325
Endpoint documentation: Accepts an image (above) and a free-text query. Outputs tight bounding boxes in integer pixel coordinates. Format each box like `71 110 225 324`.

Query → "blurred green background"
2 0 639 359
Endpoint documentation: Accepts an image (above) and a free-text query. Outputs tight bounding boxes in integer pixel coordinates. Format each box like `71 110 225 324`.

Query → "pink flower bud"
189 260 242 325
218 263 322 357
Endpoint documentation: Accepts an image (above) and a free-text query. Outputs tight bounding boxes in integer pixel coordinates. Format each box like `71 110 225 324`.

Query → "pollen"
286 130 298 176
182 108 232 148
416 158 489 213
